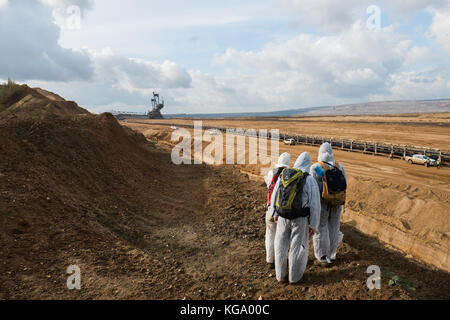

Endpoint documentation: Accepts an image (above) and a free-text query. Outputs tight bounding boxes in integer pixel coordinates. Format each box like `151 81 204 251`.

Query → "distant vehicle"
170 126 178 130
284 138 296 145
405 154 436 167
208 129 220 136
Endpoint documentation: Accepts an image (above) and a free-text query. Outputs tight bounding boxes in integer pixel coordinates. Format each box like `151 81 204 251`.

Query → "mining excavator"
148 91 164 119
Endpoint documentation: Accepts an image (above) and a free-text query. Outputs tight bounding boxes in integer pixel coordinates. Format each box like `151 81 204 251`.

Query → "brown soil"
129 123 450 272
141 114 450 150
0 84 89 121
1 86 449 300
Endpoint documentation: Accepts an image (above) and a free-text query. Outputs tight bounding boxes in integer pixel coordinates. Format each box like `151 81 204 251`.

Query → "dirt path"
125 142 450 300
125 122 449 267
105 132 450 300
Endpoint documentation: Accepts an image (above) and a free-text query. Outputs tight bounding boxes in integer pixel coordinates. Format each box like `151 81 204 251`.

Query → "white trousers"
265 210 277 264
274 216 309 284
313 205 343 261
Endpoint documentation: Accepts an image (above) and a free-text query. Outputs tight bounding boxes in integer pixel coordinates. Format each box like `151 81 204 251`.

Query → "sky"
0 0 449 114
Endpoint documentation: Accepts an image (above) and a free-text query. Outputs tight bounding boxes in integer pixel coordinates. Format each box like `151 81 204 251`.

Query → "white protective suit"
310 143 347 262
272 152 321 283
264 152 291 264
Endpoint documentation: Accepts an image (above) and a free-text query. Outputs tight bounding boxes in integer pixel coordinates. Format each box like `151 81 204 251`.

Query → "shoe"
319 255 328 264
278 277 288 284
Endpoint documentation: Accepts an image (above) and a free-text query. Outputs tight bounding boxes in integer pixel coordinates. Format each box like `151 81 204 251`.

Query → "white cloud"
39 0 94 32
429 5 450 52
279 0 450 32
51 15 446 114
389 0 449 15
279 0 364 32
40 0 93 13
214 22 425 103
90 48 192 92
1 1 191 106
2 0 449 114
403 46 430 68
28 48 193 113
0 0 8 10
384 69 450 100
170 70 238 113
0 0 93 81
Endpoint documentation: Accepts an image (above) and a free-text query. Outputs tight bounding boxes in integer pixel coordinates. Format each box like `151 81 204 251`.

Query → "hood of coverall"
318 142 335 166
275 152 291 168
293 152 311 173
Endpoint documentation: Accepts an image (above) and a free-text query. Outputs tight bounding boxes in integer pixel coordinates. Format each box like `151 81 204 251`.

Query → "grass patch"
0 78 22 110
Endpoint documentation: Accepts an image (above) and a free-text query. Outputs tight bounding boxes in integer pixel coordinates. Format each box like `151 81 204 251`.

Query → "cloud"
40 14 444 114
27 48 193 113
84 48 192 107
91 49 191 91
383 69 450 100
214 21 426 104
40 0 94 31
0 0 93 81
429 5 450 52
1 0 191 104
279 0 364 32
278 0 450 32
2 0 449 114
0 0 8 9
40 0 93 13
389 0 449 15
170 70 239 113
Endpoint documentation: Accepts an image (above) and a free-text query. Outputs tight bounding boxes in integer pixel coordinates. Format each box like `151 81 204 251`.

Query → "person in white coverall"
264 152 291 266
310 143 347 264
271 152 321 284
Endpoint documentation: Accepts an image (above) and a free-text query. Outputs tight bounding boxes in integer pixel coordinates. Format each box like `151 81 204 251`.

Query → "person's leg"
328 207 342 260
313 207 330 261
330 231 344 261
265 210 277 264
288 217 309 284
274 217 290 282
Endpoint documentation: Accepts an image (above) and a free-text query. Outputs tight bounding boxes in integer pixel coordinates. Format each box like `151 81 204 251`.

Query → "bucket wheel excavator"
148 92 164 119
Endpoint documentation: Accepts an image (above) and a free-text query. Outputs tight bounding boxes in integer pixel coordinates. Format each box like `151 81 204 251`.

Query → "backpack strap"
296 172 309 192
319 161 330 171
267 167 285 206
320 161 340 170
275 166 285 175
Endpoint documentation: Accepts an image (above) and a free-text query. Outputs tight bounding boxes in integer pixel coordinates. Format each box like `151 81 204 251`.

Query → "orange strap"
319 161 340 170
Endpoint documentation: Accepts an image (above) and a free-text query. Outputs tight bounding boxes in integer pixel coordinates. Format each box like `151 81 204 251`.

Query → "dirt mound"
0 105 157 298
0 87 269 299
344 176 449 271
0 83 89 122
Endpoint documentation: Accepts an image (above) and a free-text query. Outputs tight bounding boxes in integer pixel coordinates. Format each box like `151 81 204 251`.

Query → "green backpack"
274 168 310 220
